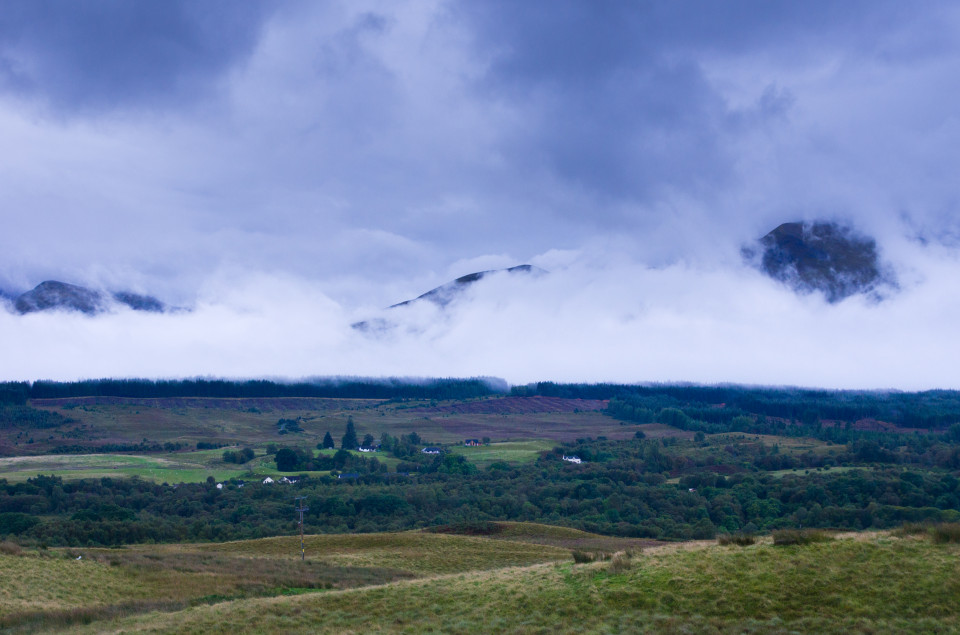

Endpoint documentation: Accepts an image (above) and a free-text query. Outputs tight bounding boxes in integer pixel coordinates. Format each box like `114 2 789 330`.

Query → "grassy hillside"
0 525 585 632
42 529 960 634
1 396 630 463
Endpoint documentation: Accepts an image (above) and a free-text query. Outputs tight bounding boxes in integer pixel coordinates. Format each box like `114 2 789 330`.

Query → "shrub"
0 541 22 556
772 529 833 546
892 522 931 537
608 552 633 574
717 533 756 546
931 523 960 544
572 550 596 564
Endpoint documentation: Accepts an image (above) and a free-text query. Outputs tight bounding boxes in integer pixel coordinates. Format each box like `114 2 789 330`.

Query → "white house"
216 483 224 490
562 455 582 464
262 477 275 484
421 447 441 455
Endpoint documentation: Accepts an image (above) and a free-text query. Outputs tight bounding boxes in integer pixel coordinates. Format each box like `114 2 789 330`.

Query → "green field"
0 451 248 484
449 440 557 467
1 528 951 634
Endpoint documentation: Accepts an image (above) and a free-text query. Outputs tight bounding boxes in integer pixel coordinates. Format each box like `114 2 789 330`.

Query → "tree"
341 418 358 450
362 433 375 448
275 448 299 471
322 431 335 449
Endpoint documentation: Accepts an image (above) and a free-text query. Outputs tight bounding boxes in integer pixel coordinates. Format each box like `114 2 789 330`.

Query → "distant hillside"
743 221 896 302
11 280 166 315
354 265 546 332
391 264 546 309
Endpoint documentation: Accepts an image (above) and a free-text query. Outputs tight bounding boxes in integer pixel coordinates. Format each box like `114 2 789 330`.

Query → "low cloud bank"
3 242 960 391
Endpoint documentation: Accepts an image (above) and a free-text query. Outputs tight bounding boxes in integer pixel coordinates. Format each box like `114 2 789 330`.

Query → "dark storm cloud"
0 0 275 113
450 0 945 213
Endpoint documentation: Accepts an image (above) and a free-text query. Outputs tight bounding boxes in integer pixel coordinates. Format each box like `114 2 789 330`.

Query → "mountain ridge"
744 221 896 303
10 280 166 315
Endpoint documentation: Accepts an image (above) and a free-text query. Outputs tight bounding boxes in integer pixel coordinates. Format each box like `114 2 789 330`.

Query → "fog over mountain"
2 1 960 388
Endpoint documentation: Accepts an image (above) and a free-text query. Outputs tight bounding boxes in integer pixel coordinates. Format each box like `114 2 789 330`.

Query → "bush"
608 552 633 573
892 522 931 537
931 523 960 544
0 541 22 556
717 533 756 546
572 550 615 563
572 550 596 564
772 529 833 546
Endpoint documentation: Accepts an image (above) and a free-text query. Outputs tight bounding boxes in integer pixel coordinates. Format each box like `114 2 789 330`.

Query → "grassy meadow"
1 527 951 634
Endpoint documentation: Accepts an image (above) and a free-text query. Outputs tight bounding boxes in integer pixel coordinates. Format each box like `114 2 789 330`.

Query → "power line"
294 496 309 562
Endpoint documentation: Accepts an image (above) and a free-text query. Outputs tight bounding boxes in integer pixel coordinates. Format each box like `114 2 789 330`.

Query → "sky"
2 0 960 388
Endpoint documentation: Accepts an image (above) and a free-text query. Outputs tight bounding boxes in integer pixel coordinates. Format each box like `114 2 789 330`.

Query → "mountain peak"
744 221 896 303
12 280 166 315
390 264 547 309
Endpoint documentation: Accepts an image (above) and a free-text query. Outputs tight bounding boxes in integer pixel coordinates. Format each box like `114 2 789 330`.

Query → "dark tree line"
6 378 503 401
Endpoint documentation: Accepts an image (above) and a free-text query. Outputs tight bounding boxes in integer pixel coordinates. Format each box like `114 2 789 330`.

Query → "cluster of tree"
9 377 503 401
276 418 303 434
608 393 960 444
510 382 960 432
0 405 74 430
274 447 387 474
47 441 187 454
222 448 256 464
4 429 960 547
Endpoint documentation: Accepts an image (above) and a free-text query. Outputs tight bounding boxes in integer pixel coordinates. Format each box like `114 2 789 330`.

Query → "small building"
464 439 482 446
216 483 224 490
421 447 441 455
562 455 582 464
358 446 378 452
262 477 275 484
279 477 299 484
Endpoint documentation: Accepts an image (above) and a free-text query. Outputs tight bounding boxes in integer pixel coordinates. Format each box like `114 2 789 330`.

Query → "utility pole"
294 496 309 562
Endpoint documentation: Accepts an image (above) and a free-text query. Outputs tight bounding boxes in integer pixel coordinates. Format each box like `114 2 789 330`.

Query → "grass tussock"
931 523 960 544
892 522 931 537
0 540 23 556
717 533 756 547
572 547 640 566
607 552 634 574
891 522 960 544
772 529 833 546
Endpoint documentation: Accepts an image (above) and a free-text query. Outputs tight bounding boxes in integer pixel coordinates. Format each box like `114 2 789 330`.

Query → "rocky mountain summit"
744 221 896 303
10 281 166 315
354 265 546 333
389 265 546 309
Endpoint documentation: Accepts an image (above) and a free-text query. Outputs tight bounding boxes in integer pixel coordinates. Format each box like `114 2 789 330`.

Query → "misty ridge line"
1 219 893 319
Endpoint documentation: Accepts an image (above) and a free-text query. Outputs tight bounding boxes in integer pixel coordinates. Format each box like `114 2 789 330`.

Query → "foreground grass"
0 527 571 632
59 532 960 634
